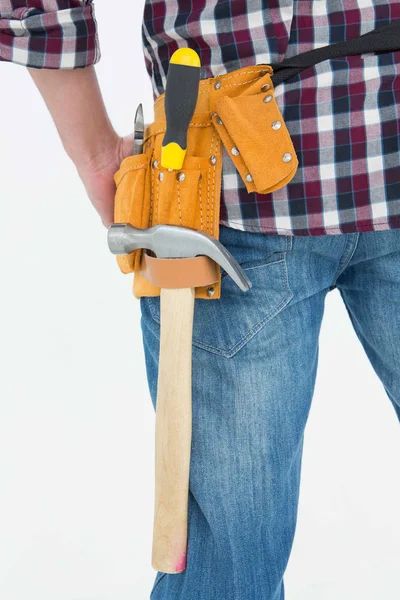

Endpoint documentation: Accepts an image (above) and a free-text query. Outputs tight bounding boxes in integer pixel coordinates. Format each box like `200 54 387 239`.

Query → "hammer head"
108 224 252 292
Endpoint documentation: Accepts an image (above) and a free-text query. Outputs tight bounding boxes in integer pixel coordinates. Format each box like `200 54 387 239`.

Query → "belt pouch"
114 152 152 273
114 118 224 300
113 67 299 299
211 70 298 194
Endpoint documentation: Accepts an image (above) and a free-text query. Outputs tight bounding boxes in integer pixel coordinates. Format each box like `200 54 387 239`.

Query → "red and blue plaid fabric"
0 1 99 68
2 2 400 236
142 1 400 236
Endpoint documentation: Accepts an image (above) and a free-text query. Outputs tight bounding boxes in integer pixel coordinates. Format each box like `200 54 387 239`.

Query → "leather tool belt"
113 20 400 301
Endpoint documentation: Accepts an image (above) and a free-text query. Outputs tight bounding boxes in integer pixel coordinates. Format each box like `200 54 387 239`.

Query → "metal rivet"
261 83 271 92
210 155 217 165
214 80 222 90
246 174 253 183
282 153 293 163
231 147 240 156
158 172 164 181
259 70 268 77
210 112 218 120
177 172 185 182
272 120 282 130
217 118 224 125
152 160 159 169
264 94 273 103
207 286 215 297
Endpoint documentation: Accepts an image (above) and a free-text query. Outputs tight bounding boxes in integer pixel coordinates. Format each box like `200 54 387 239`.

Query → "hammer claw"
108 224 252 292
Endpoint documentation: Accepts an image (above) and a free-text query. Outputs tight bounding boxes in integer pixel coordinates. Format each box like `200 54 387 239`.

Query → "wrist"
28 66 122 175
67 127 120 175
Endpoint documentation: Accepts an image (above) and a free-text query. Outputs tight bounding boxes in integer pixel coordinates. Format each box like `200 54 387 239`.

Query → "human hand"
77 133 134 228
28 67 135 228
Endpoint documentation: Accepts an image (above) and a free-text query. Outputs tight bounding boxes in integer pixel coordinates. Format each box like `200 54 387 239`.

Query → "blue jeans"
140 225 400 600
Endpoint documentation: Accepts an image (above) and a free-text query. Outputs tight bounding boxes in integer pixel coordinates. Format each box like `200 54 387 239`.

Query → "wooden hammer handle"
152 287 195 574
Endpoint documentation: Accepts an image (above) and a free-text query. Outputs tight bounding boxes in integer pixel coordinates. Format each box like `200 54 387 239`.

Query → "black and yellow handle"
161 48 201 170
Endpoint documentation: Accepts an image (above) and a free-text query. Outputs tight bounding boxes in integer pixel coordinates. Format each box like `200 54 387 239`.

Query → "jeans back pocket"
145 243 293 358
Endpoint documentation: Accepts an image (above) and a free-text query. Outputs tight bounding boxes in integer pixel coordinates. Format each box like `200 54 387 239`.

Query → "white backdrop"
0 3 399 599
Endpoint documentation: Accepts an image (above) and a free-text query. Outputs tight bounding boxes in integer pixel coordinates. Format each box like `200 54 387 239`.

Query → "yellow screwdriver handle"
161 48 201 170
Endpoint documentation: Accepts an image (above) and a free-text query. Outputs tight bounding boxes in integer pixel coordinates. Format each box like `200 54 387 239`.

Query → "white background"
0 2 399 599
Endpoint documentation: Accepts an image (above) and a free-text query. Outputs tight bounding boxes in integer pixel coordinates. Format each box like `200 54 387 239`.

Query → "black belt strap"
270 20 400 87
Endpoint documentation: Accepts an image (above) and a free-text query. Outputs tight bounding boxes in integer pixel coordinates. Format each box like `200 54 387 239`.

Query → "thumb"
118 133 135 164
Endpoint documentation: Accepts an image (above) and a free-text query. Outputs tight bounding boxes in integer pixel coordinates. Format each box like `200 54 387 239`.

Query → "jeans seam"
221 257 286 278
193 288 293 357
331 233 359 287
150 572 168 597
193 257 293 357
147 256 293 358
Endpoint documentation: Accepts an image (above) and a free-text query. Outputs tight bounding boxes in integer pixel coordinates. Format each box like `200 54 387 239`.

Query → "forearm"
27 65 133 227
2 2 129 227
28 66 118 172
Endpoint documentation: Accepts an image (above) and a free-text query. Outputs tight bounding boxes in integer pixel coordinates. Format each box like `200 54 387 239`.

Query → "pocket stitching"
115 160 149 187
193 258 293 357
221 257 284 278
193 290 292 357
148 257 293 358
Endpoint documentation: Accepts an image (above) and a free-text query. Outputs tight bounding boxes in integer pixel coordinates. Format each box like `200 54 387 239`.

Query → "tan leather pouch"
113 65 298 301
114 153 152 273
132 119 223 299
211 70 298 194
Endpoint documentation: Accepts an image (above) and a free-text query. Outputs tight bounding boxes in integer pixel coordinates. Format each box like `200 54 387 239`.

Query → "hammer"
109 50 252 574
108 225 251 572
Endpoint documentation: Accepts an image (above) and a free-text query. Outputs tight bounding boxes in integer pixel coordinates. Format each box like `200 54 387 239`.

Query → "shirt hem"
219 216 400 237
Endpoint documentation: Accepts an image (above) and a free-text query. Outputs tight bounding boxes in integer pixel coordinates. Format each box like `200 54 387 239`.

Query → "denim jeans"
140 225 400 600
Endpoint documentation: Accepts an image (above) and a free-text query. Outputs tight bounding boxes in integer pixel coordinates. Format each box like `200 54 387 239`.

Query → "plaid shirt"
0 1 99 68
2 2 400 236
143 1 400 236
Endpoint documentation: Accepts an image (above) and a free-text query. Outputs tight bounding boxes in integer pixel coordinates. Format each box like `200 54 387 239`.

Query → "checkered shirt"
142 1 400 236
2 2 400 236
0 1 99 68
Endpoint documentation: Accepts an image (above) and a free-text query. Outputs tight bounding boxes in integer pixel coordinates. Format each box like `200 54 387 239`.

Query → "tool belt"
113 20 400 301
